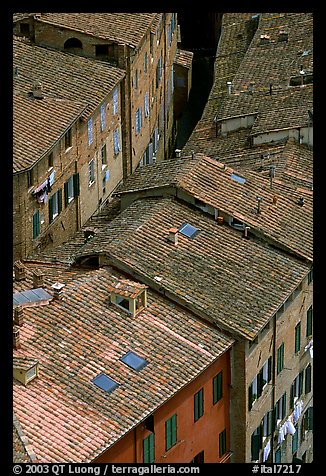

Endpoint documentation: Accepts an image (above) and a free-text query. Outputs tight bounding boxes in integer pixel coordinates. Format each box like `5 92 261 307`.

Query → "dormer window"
13 357 39 386
109 278 148 317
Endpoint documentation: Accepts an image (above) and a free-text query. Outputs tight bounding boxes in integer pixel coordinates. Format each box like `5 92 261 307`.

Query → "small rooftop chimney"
256 196 263 214
51 282 65 300
298 196 305 206
167 227 179 246
269 165 276 189
32 80 44 99
175 149 181 158
226 81 233 95
243 226 251 239
13 326 21 350
33 269 44 288
260 34 271 45
248 82 255 94
278 30 288 42
14 307 24 327
14 261 27 281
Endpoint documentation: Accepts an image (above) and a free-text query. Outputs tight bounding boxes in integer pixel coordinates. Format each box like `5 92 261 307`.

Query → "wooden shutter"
290 382 295 409
268 356 272 382
248 383 253 411
73 173 80 197
49 195 54 223
281 393 287 420
64 181 69 207
143 433 154 463
57 189 62 214
305 365 312 394
33 211 40 239
307 406 313 430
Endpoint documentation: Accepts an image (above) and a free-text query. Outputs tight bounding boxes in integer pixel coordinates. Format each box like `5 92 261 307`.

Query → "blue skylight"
120 351 148 372
231 173 246 185
13 288 52 307
178 223 200 239
92 373 119 393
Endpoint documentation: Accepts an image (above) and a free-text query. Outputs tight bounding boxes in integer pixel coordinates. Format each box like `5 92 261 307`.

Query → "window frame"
306 306 313 337
32 210 40 239
49 189 62 223
143 433 155 463
213 371 223 405
295 322 301 353
277 343 284 375
165 414 177 451
88 159 95 186
219 428 227 458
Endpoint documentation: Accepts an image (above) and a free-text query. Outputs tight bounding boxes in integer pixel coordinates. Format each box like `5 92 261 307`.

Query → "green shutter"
248 383 253 411
33 211 40 239
49 195 54 223
290 383 295 410
57 189 62 214
305 365 312 394
219 429 226 457
298 370 304 396
143 433 154 463
64 181 69 207
282 393 287 420
251 427 261 461
166 414 177 451
307 407 313 430
295 322 301 353
277 343 284 374
306 307 313 336
171 414 177 446
292 425 299 453
268 356 272 382
194 389 203 421
73 173 80 197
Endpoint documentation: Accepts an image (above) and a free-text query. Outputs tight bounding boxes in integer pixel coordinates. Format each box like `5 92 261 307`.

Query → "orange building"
95 349 231 463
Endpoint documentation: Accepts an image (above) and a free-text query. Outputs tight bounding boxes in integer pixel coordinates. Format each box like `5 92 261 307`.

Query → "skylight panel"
178 223 200 239
92 373 119 393
13 288 52 306
230 173 246 184
120 351 148 372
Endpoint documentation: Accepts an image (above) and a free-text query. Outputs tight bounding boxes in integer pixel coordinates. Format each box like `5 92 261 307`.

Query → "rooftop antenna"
256 196 263 214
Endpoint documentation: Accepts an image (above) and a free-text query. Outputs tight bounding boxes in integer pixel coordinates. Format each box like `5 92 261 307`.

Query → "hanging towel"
278 425 285 444
286 418 296 435
263 440 271 462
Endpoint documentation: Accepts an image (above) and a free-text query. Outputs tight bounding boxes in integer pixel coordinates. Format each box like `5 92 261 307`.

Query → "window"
308 268 313 284
179 223 200 239
33 211 40 239
249 357 273 408
48 152 53 169
113 87 119 115
144 52 148 74
143 433 154 463
88 118 93 146
27 169 34 188
306 306 313 337
251 426 262 461
92 373 119 393
290 372 304 409
65 128 72 150
88 160 95 186
49 189 62 223
64 174 79 206
113 128 121 155
191 451 204 463
95 44 109 57
292 424 299 454
275 392 287 423
302 407 313 434
120 351 148 372
156 53 162 88
134 69 138 90
295 322 301 353
135 107 143 135
262 411 273 437
277 343 284 374
305 364 312 394
101 144 107 168
219 429 227 457
194 388 204 421
64 38 82 49
100 103 106 131
275 447 281 463
144 92 150 117
165 414 177 451
213 371 223 404
20 23 30 36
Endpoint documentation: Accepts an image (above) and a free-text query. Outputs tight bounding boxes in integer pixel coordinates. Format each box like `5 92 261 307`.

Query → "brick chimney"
33 269 44 288
13 326 21 350
14 261 27 281
51 282 65 300
167 227 179 246
14 307 24 327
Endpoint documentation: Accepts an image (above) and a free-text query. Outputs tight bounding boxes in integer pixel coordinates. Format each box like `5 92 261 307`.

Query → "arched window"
64 38 83 49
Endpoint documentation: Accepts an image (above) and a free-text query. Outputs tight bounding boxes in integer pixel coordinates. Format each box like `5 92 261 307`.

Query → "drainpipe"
134 427 137 463
270 314 277 462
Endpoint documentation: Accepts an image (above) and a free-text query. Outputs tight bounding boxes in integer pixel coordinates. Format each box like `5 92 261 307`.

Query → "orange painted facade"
94 349 231 463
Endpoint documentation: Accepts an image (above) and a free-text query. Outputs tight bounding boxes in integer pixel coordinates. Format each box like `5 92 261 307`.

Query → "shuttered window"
113 87 119 115
165 414 177 451
113 128 121 155
219 429 227 457
277 343 284 374
143 433 154 463
194 388 204 421
213 371 223 404
306 306 313 336
251 426 262 461
49 189 62 223
295 322 301 353
33 211 40 239
100 103 106 131
87 118 93 146
305 364 312 394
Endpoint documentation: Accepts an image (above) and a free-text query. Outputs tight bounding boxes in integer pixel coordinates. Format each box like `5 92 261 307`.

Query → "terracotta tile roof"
108 277 148 298
35 13 157 48
74 197 310 339
13 94 87 173
13 356 39 371
13 35 125 121
13 265 233 462
175 49 194 68
115 147 312 261
13 414 37 463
